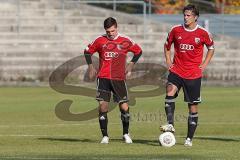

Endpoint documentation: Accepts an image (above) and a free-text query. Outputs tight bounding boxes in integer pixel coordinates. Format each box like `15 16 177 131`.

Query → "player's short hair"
183 4 199 17
104 17 117 29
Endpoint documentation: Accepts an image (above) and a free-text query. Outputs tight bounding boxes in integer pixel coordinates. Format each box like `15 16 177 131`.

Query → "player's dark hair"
104 17 117 29
183 4 199 17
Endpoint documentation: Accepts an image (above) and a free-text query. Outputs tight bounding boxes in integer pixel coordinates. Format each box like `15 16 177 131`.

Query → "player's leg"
119 103 130 136
96 78 111 143
165 83 178 125
112 80 132 143
184 103 198 146
183 77 201 146
98 101 109 143
161 72 181 132
119 103 132 143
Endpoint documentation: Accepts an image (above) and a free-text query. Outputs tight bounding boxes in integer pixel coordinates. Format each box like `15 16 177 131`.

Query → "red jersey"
165 24 214 79
85 34 142 80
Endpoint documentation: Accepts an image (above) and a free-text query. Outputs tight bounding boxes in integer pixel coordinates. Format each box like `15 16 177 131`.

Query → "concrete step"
0 32 167 39
0 16 104 25
0 51 79 58
0 40 165 53
0 24 58 32
0 58 67 66
0 23 165 34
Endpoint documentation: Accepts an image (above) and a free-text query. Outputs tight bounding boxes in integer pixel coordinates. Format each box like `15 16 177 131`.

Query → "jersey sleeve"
127 38 142 55
203 31 214 50
84 37 100 54
128 43 142 55
165 28 174 50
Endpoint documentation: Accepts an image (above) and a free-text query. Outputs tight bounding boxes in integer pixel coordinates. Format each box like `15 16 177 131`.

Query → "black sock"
187 112 198 140
165 96 175 125
120 109 130 135
99 112 108 137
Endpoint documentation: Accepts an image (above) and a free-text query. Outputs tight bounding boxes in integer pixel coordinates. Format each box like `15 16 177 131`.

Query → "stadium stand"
0 0 239 85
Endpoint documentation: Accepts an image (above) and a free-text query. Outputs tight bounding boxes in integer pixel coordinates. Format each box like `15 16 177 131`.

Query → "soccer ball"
159 132 176 147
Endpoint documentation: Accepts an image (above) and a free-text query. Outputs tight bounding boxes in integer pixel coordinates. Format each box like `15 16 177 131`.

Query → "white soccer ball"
159 132 176 147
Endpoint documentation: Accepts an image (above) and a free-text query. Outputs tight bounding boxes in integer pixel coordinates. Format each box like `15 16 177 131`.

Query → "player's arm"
164 45 173 69
84 37 100 80
126 42 142 77
200 32 215 71
199 48 214 71
126 51 142 76
84 50 97 80
131 51 142 64
164 30 174 70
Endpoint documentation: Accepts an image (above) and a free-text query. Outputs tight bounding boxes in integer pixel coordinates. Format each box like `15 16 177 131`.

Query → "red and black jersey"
165 24 214 79
85 34 142 80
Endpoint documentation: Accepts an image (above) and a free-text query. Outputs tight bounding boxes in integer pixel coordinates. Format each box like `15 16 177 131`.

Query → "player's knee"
120 109 130 122
166 84 177 96
119 102 128 110
188 103 198 113
99 101 108 112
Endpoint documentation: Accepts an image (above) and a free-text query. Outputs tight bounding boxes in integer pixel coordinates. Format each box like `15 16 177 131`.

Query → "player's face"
105 25 118 40
183 10 197 27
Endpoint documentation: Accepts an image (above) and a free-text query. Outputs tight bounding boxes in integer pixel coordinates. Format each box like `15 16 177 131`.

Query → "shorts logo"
179 43 194 51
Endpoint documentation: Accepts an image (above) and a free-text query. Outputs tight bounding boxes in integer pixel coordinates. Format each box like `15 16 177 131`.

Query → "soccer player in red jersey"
160 4 215 146
84 17 142 144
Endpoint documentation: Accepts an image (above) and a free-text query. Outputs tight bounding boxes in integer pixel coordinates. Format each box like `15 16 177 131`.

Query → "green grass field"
0 86 239 160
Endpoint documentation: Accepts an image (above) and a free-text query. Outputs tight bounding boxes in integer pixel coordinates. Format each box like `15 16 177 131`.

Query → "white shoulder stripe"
198 25 213 42
85 35 103 51
90 35 104 45
168 24 182 32
119 33 135 44
198 25 209 32
198 25 212 36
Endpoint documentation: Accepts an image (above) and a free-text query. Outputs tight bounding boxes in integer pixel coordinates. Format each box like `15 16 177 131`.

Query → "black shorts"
167 72 202 104
96 78 129 103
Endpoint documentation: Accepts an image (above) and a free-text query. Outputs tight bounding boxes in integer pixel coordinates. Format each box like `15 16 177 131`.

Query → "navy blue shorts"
96 78 129 103
167 72 202 104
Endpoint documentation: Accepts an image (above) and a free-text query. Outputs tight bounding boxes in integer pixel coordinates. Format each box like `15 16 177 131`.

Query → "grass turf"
0 86 239 160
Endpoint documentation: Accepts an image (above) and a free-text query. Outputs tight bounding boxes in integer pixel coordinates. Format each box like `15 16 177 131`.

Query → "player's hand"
199 64 207 71
126 62 134 79
167 63 174 70
88 64 97 80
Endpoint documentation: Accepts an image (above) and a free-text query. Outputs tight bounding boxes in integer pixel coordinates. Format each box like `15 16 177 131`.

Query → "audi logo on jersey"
180 44 194 50
104 52 119 60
